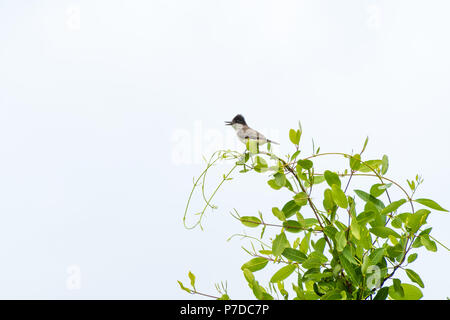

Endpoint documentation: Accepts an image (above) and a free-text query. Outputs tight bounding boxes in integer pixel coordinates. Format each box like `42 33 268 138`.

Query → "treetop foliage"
180 123 448 300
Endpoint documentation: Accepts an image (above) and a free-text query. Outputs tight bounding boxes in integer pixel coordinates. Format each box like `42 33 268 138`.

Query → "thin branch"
190 290 221 300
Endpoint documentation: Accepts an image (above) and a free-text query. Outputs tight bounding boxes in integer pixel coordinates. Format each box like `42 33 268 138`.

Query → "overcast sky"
0 0 449 299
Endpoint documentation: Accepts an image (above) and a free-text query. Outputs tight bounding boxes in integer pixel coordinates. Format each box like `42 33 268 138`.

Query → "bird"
225 114 279 146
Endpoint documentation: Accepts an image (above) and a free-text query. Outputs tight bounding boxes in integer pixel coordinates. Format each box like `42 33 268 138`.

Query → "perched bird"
225 114 279 145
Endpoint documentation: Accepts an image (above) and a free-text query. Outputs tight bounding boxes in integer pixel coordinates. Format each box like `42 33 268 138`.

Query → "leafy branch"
180 124 448 300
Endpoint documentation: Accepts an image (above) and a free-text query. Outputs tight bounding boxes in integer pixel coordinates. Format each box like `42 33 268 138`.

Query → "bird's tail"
267 139 279 145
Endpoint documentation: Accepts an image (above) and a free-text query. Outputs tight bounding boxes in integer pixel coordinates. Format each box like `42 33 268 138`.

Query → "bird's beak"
225 121 232 126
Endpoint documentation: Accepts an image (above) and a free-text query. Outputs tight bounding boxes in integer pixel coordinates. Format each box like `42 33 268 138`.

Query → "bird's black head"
225 114 247 126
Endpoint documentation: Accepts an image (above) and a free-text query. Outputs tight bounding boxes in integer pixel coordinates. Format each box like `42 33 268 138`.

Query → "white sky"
0 0 449 299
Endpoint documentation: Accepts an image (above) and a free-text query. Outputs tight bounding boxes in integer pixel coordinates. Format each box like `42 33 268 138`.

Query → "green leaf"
369 213 387 227
411 237 423 248
381 155 389 175
282 200 301 219
407 253 418 264
293 192 309 206
370 184 386 198
297 159 313 170
351 219 360 240
323 188 335 212
406 209 430 234
356 210 377 225
407 179 415 191
310 251 328 263
278 282 289 300
354 190 385 210
373 287 389 300
414 198 449 212
270 264 296 283
354 189 380 204
260 225 266 239
335 220 347 232
250 279 264 299
349 154 361 171
340 254 359 284
272 232 290 257
331 185 348 209
392 279 404 297
246 139 259 153
304 218 318 228
177 280 192 294
241 258 269 272
420 227 432 236
267 179 282 190
369 248 386 265
312 238 326 253
388 234 399 245
240 216 261 228
295 163 304 177
274 172 286 187
361 256 370 275
397 212 412 223
420 235 437 252
324 170 341 188
405 269 424 288
302 256 324 269
283 220 303 233
388 283 423 300
243 268 255 283
391 217 403 229
336 230 347 252
282 248 308 263
310 175 325 185
369 226 401 238
256 156 267 167
254 156 268 172
358 160 383 173
290 150 301 161
289 129 301 145
300 231 311 254
320 289 342 300
272 207 286 221
260 292 275 300
188 271 196 289
342 246 358 265
362 136 369 153
323 225 338 241
303 270 332 282
359 226 373 250
387 244 403 259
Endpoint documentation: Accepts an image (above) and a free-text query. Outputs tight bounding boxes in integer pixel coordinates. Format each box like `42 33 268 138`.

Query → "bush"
179 124 448 300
